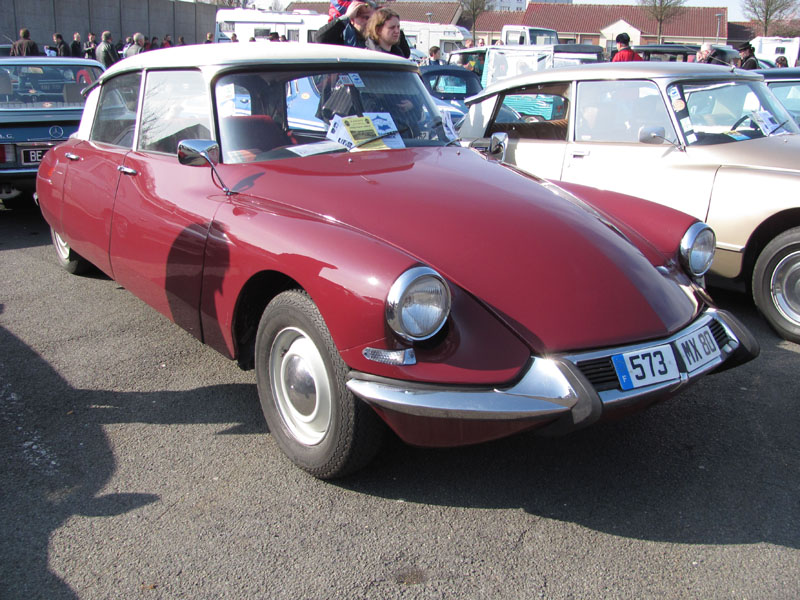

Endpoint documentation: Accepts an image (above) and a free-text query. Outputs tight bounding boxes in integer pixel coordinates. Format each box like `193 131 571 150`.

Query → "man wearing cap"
612 33 642 62
738 43 759 69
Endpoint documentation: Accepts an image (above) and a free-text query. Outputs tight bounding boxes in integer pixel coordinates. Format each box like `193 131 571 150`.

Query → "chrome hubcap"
52 230 71 261
269 327 331 446
771 250 800 326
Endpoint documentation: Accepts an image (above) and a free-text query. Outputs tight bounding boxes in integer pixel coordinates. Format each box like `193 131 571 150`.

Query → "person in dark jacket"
52 33 70 56
95 31 120 68
83 32 97 59
738 42 759 69
70 33 82 58
315 1 373 49
611 33 642 62
10 28 39 56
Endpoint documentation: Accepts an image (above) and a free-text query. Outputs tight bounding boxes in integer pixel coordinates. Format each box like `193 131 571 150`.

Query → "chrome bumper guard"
346 308 758 433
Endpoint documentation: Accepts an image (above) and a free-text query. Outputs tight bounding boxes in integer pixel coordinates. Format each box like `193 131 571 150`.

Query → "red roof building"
472 3 729 48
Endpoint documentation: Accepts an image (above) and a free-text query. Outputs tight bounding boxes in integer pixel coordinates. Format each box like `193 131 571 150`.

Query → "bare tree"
637 0 686 43
461 0 494 38
743 0 800 35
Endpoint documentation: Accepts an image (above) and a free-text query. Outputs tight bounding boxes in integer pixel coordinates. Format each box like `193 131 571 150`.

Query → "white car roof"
101 42 412 82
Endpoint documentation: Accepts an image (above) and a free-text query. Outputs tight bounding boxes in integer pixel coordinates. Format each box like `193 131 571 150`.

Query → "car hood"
689 133 800 171
233 147 698 352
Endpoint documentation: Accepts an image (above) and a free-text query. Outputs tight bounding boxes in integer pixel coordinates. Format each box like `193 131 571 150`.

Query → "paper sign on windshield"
325 113 404 151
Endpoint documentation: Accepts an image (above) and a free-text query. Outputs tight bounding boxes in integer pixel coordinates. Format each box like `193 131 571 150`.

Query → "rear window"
0 63 102 110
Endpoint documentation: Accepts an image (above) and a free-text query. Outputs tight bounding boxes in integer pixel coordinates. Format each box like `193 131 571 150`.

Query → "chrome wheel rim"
771 250 800 326
52 230 71 261
269 327 331 446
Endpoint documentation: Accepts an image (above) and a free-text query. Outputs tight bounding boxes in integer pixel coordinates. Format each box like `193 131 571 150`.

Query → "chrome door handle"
117 165 137 176
571 150 589 158
65 153 80 161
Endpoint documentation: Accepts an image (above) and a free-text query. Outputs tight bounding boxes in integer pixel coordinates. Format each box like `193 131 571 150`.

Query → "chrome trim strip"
347 356 581 421
347 308 748 428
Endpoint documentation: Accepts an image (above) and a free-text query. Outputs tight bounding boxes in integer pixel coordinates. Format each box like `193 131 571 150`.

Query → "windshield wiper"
769 119 789 136
350 125 410 151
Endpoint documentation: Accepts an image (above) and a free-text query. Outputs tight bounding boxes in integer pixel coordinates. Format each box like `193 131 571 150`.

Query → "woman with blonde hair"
365 8 409 57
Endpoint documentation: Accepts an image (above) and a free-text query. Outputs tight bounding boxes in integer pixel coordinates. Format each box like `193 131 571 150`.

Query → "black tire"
254 290 384 478
752 227 800 343
50 227 91 275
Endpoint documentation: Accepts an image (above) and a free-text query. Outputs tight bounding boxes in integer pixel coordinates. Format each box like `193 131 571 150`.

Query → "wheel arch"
742 207 800 289
232 270 303 370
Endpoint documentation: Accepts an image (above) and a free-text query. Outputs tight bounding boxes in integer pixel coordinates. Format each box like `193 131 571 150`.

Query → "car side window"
488 83 570 141
575 80 677 144
90 72 141 148
138 70 212 155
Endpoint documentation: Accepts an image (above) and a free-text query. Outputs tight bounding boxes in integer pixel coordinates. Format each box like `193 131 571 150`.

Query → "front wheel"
752 227 800 343
254 290 384 478
50 228 91 275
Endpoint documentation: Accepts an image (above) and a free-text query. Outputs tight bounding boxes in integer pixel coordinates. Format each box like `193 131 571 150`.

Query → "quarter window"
138 70 212 154
90 72 141 148
488 84 570 141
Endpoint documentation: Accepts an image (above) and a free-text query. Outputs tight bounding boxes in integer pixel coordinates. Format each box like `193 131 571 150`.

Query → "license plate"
675 325 720 372
612 344 680 390
21 148 48 165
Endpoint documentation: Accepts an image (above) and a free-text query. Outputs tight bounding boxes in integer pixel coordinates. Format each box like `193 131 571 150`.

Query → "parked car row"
33 44 760 478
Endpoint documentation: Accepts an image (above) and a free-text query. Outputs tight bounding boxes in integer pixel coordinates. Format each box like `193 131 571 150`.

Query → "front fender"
204 199 531 386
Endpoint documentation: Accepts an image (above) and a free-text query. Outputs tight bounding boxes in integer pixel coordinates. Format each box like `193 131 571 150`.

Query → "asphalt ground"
1 203 798 599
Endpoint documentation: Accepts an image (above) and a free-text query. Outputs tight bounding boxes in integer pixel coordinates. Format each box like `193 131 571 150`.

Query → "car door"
560 79 714 222
488 83 571 181
60 72 142 276
109 69 223 340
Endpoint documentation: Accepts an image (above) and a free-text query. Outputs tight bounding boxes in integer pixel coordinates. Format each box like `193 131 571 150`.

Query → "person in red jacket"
612 33 643 62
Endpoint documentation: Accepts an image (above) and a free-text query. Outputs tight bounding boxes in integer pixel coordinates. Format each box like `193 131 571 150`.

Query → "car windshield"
668 79 799 145
0 63 102 110
215 68 451 164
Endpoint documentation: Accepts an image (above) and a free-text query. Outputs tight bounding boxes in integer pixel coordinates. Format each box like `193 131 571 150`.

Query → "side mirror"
638 126 667 145
489 131 508 161
178 139 220 166
177 139 234 195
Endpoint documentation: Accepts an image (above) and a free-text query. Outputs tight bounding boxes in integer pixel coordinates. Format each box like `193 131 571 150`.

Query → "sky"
572 0 748 22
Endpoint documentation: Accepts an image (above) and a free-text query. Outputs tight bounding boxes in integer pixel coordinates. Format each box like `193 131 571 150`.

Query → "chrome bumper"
346 308 758 433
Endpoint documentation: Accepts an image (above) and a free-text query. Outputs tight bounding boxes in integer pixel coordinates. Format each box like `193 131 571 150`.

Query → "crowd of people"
9 27 186 67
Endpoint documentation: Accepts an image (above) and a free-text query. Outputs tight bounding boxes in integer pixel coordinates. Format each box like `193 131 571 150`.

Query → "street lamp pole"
715 14 722 44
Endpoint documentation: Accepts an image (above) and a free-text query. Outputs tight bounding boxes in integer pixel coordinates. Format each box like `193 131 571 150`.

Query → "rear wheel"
254 290 384 478
50 227 91 275
752 227 800 343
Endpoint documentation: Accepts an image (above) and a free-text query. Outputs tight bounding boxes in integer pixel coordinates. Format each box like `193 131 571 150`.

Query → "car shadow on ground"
0 324 264 599
0 203 51 251
341 290 800 550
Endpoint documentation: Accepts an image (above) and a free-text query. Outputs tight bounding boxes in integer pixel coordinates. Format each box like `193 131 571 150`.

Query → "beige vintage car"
460 62 800 343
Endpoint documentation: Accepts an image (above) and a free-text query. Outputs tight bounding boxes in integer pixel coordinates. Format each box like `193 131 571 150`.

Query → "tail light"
0 144 16 166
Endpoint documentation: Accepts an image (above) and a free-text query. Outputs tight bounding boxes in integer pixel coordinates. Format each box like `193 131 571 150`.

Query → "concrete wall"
1 0 216 48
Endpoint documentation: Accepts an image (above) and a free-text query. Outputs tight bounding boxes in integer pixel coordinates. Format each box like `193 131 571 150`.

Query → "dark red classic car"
37 44 758 478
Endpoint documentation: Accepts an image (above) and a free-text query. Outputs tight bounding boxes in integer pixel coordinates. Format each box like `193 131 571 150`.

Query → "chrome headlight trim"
386 266 451 342
680 222 716 277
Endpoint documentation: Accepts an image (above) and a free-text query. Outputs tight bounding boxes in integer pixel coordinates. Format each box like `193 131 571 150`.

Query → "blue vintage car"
1 57 103 208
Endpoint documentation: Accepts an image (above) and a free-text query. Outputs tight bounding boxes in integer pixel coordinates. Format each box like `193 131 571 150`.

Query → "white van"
500 26 560 46
400 21 473 56
750 36 800 66
215 8 329 43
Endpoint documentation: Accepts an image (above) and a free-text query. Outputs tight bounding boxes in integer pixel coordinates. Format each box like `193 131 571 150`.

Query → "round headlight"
386 266 451 342
680 222 716 277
